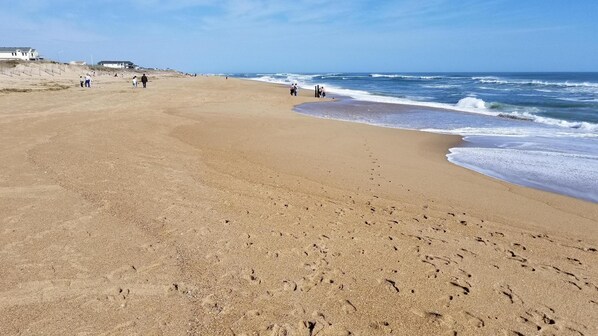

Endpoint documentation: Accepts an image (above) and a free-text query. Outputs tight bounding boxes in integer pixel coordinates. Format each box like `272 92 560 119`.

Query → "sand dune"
0 70 597 335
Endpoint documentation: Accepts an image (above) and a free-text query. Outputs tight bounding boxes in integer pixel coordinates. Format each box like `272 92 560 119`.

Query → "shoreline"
0 74 597 335
244 73 598 130
289 89 598 204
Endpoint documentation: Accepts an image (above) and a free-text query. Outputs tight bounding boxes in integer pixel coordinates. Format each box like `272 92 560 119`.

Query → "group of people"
78 73 148 89
290 83 327 98
79 74 92 88
317 85 326 98
289 82 298 96
132 74 149 88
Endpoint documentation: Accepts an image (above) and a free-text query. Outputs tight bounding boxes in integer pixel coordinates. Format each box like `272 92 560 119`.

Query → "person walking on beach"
132 75 138 88
141 74 148 88
79 76 84 88
320 86 326 98
84 74 91 88
290 83 298 96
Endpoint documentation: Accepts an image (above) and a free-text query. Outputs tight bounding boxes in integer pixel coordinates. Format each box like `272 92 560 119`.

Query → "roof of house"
0 47 35 52
98 60 134 64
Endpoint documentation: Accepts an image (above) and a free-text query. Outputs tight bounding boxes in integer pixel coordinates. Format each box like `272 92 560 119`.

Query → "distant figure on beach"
320 86 326 98
290 83 298 96
114 73 118 77
132 76 138 88
79 76 84 87
84 74 91 88
290 83 295 96
141 74 148 88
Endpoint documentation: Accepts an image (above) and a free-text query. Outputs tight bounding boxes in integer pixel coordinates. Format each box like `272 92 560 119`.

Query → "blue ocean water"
233 73 598 203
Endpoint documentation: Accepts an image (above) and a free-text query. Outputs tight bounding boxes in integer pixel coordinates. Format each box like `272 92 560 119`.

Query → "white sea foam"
475 77 598 90
558 97 598 103
421 127 598 138
370 74 443 80
478 79 510 85
456 97 487 109
254 75 285 83
525 115 598 132
535 80 598 88
253 73 321 86
370 74 405 78
422 127 531 137
447 147 598 202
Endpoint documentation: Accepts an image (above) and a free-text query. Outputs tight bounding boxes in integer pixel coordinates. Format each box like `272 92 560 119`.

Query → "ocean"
232 73 598 203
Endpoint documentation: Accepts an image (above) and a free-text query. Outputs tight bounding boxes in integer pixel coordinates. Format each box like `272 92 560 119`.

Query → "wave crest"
475 77 598 89
370 74 443 80
456 97 487 110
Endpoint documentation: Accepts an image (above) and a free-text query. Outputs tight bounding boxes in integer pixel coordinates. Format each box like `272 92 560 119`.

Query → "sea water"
232 73 598 203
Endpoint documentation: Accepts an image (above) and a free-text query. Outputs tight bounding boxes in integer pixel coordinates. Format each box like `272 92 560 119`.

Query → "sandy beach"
1 67 597 335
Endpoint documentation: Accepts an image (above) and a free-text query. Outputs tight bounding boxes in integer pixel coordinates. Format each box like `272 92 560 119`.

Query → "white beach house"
0 47 39 61
98 61 135 69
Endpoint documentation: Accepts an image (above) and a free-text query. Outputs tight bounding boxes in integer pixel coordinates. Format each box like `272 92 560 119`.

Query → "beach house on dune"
98 61 135 69
0 47 39 61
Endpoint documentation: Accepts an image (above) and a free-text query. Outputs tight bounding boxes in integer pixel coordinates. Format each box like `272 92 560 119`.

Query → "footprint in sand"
240 268 261 285
340 299 357 314
380 278 400 293
462 311 485 328
449 277 471 296
494 283 524 305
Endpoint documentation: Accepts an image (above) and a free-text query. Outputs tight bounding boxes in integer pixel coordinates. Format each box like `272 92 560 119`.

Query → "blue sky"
2 0 597 72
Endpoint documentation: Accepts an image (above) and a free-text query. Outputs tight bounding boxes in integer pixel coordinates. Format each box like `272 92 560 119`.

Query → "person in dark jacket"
141 74 148 88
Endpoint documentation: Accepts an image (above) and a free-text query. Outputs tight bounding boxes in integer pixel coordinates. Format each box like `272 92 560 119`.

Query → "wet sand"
0 71 597 335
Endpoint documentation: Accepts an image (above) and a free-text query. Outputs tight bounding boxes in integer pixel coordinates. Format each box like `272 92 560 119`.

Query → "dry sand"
0 66 597 335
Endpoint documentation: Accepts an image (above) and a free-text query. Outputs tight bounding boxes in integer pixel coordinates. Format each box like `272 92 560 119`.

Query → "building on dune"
0 47 39 61
97 60 136 69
